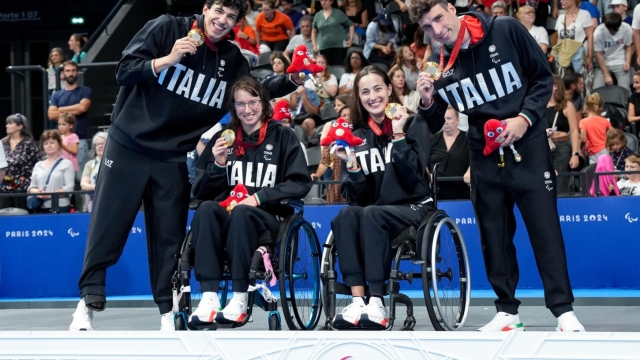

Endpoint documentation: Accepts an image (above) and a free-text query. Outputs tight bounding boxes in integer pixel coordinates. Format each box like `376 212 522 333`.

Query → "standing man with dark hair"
48 60 91 172
70 0 303 331
409 0 586 332
563 72 585 113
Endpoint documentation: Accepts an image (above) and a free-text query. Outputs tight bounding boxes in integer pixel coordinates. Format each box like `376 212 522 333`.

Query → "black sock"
370 294 385 306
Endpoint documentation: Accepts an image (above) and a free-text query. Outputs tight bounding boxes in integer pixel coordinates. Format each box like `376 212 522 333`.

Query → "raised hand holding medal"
385 103 409 134
212 129 235 165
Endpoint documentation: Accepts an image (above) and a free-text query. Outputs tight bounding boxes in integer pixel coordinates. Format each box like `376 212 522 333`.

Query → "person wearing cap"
363 9 401 70
610 0 633 25
598 0 615 16
593 12 633 90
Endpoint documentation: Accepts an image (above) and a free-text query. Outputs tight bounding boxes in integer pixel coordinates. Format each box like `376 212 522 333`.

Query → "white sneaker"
556 311 586 332
69 298 94 331
478 312 524 332
332 297 365 328
360 297 389 328
189 292 222 325
216 292 248 324
160 311 175 331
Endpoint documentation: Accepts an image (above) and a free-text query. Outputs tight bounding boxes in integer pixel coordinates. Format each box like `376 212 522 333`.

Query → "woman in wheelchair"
188 76 311 327
330 65 443 329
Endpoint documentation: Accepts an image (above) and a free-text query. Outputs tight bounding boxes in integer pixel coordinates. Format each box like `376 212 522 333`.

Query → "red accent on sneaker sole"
207 311 217 322
501 326 516 331
236 313 247 323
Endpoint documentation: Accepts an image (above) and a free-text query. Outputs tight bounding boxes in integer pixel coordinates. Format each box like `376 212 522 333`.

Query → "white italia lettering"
370 148 385 173
166 64 186 91
158 68 168 84
245 161 255 187
262 164 277 188
355 151 370 174
460 78 484 110
384 142 393 163
176 69 194 98
256 163 263 188
437 88 452 106
476 73 496 102
209 81 227 108
230 162 243 185
190 73 206 102
228 161 277 187
201 79 217 104
445 83 465 112
502 62 522 94
488 68 505 97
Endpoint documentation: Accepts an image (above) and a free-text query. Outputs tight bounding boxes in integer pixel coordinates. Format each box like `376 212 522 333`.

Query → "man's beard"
66 76 77 85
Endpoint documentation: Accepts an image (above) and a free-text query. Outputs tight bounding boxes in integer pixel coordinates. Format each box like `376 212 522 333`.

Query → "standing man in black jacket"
70 0 302 331
409 0 586 332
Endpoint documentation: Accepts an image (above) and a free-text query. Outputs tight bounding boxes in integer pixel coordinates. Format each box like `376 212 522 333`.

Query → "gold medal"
385 103 401 119
188 28 205 46
220 129 236 147
298 72 307 81
423 62 442 80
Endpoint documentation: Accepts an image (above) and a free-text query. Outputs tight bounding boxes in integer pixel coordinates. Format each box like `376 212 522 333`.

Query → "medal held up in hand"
221 129 236 147
187 28 205 46
422 62 442 80
385 103 401 119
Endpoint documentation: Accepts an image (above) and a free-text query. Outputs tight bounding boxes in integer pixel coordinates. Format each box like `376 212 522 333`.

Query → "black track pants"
78 138 190 314
191 203 279 293
470 133 574 317
331 204 430 295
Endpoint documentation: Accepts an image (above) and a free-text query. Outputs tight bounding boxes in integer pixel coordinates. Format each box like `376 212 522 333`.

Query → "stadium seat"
328 65 346 82
386 1 401 14
593 86 630 108
625 133 639 153
294 124 308 147
254 52 273 70
372 62 388 72
320 105 338 122
250 68 273 80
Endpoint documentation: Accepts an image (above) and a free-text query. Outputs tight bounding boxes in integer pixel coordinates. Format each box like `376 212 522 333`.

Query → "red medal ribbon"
233 120 270 156
367 116 393 137
439 20 467 74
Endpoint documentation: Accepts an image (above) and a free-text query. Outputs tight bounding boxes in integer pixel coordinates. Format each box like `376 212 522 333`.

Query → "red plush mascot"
219 184 251 212
483 119 521 167
320 117 362 149
272 99 292 124
286 45 324 77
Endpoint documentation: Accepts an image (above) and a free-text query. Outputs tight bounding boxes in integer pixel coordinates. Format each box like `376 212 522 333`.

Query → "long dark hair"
226 76 273 133
552 75 567 112
344 49 369 73
2 114 33 143
350 65 402 130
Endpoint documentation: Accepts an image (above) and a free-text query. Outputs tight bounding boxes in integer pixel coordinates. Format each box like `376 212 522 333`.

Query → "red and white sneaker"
478 312 524 332
359 297 388 329
556 311 586 332
189 292 222 325
215 292 248 324
332 297 365 328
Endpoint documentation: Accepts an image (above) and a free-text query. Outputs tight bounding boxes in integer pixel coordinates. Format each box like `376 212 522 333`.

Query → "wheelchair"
320 164 471 331
172 199 323 331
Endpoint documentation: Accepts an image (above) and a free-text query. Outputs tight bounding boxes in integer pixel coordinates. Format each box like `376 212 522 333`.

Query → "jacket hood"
444 11 496 52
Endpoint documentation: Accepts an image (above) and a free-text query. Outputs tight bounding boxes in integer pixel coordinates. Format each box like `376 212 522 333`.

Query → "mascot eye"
496 127 504 134
341 123 349 128
230 191 235 196
332 122 339 127
297 50 304 56
237 192 243 198
487 131 495 138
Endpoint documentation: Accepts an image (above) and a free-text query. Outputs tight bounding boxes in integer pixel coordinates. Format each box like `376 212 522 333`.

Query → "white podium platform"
0 331 639 359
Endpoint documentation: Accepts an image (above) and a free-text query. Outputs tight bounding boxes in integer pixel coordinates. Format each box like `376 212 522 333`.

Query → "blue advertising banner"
1 197 639 298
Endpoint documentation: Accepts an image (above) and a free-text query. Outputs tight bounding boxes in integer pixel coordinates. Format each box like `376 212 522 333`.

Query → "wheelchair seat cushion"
391 226 417 249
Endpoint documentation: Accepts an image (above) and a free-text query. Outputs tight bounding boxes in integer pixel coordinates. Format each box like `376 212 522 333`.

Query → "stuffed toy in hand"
483 119 521 167
286 45 324 77
320 117 363 148
219 184 250 212
272 99 292 124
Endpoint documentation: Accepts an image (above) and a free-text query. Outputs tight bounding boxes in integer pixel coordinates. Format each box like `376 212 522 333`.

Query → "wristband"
572 152 580 156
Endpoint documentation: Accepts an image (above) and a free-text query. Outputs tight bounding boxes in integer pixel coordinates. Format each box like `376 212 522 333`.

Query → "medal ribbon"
367 116 393 137
234 120 270 156
439 20 467 73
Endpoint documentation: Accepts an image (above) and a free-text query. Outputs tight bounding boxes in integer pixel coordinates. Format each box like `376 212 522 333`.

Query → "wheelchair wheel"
268 311 282 330
320 232 352 328
421 211 471 331
174 312 187 331
279 215 322 330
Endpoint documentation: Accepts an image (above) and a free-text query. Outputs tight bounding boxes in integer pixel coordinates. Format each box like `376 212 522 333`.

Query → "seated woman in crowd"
188 76 311 326
388 66 420 113
429 106 470 200
80 131 108 212
617 154 640 195
580 93 611 164
517 5 549 54
392 46 419 91
307 54 338 99
410 27 430 65
363 9 400 69
547 75 580 194
270 51 289 77
342 0 368 36
27 130 75 213
339 49 369 95
1 114 39 210
255 0 295 53
333 94 351 113
607 128 634 172
234 17 259 55
330 65 442 329
627 71 640 125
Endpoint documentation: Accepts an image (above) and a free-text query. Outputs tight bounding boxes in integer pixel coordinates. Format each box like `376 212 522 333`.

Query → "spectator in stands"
429 106 470 200
607 128 634 170
517 5 549 54
517 0 550 27
388 66 420 113
581 93 612 163
556 0 600 27
556 0 595 73
80 131 108 212
281 0 303 33
256 0 295 53
491 1 508 16
610 0 633 25
284 16 315 62
306 54 338 98
393 46 419 90
48 60 91 176
339 48 369 94
628 70 640 124
364 9 400 69
547 75 581 194
234 16 259 55
598 0 615 17
57 113 80 177
270 51 289 76
617 153 640 194
68 34 87 64
593 12 633 90
590 154 621 196
312 0 354 67
245 0 258 27
342 0 368 36
410 27 430 65
46 47 66 101
27 130 75 213
0 114 39 210
0 143 6 180
564 72 585 114
289 85 322 136
333 93 351 112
